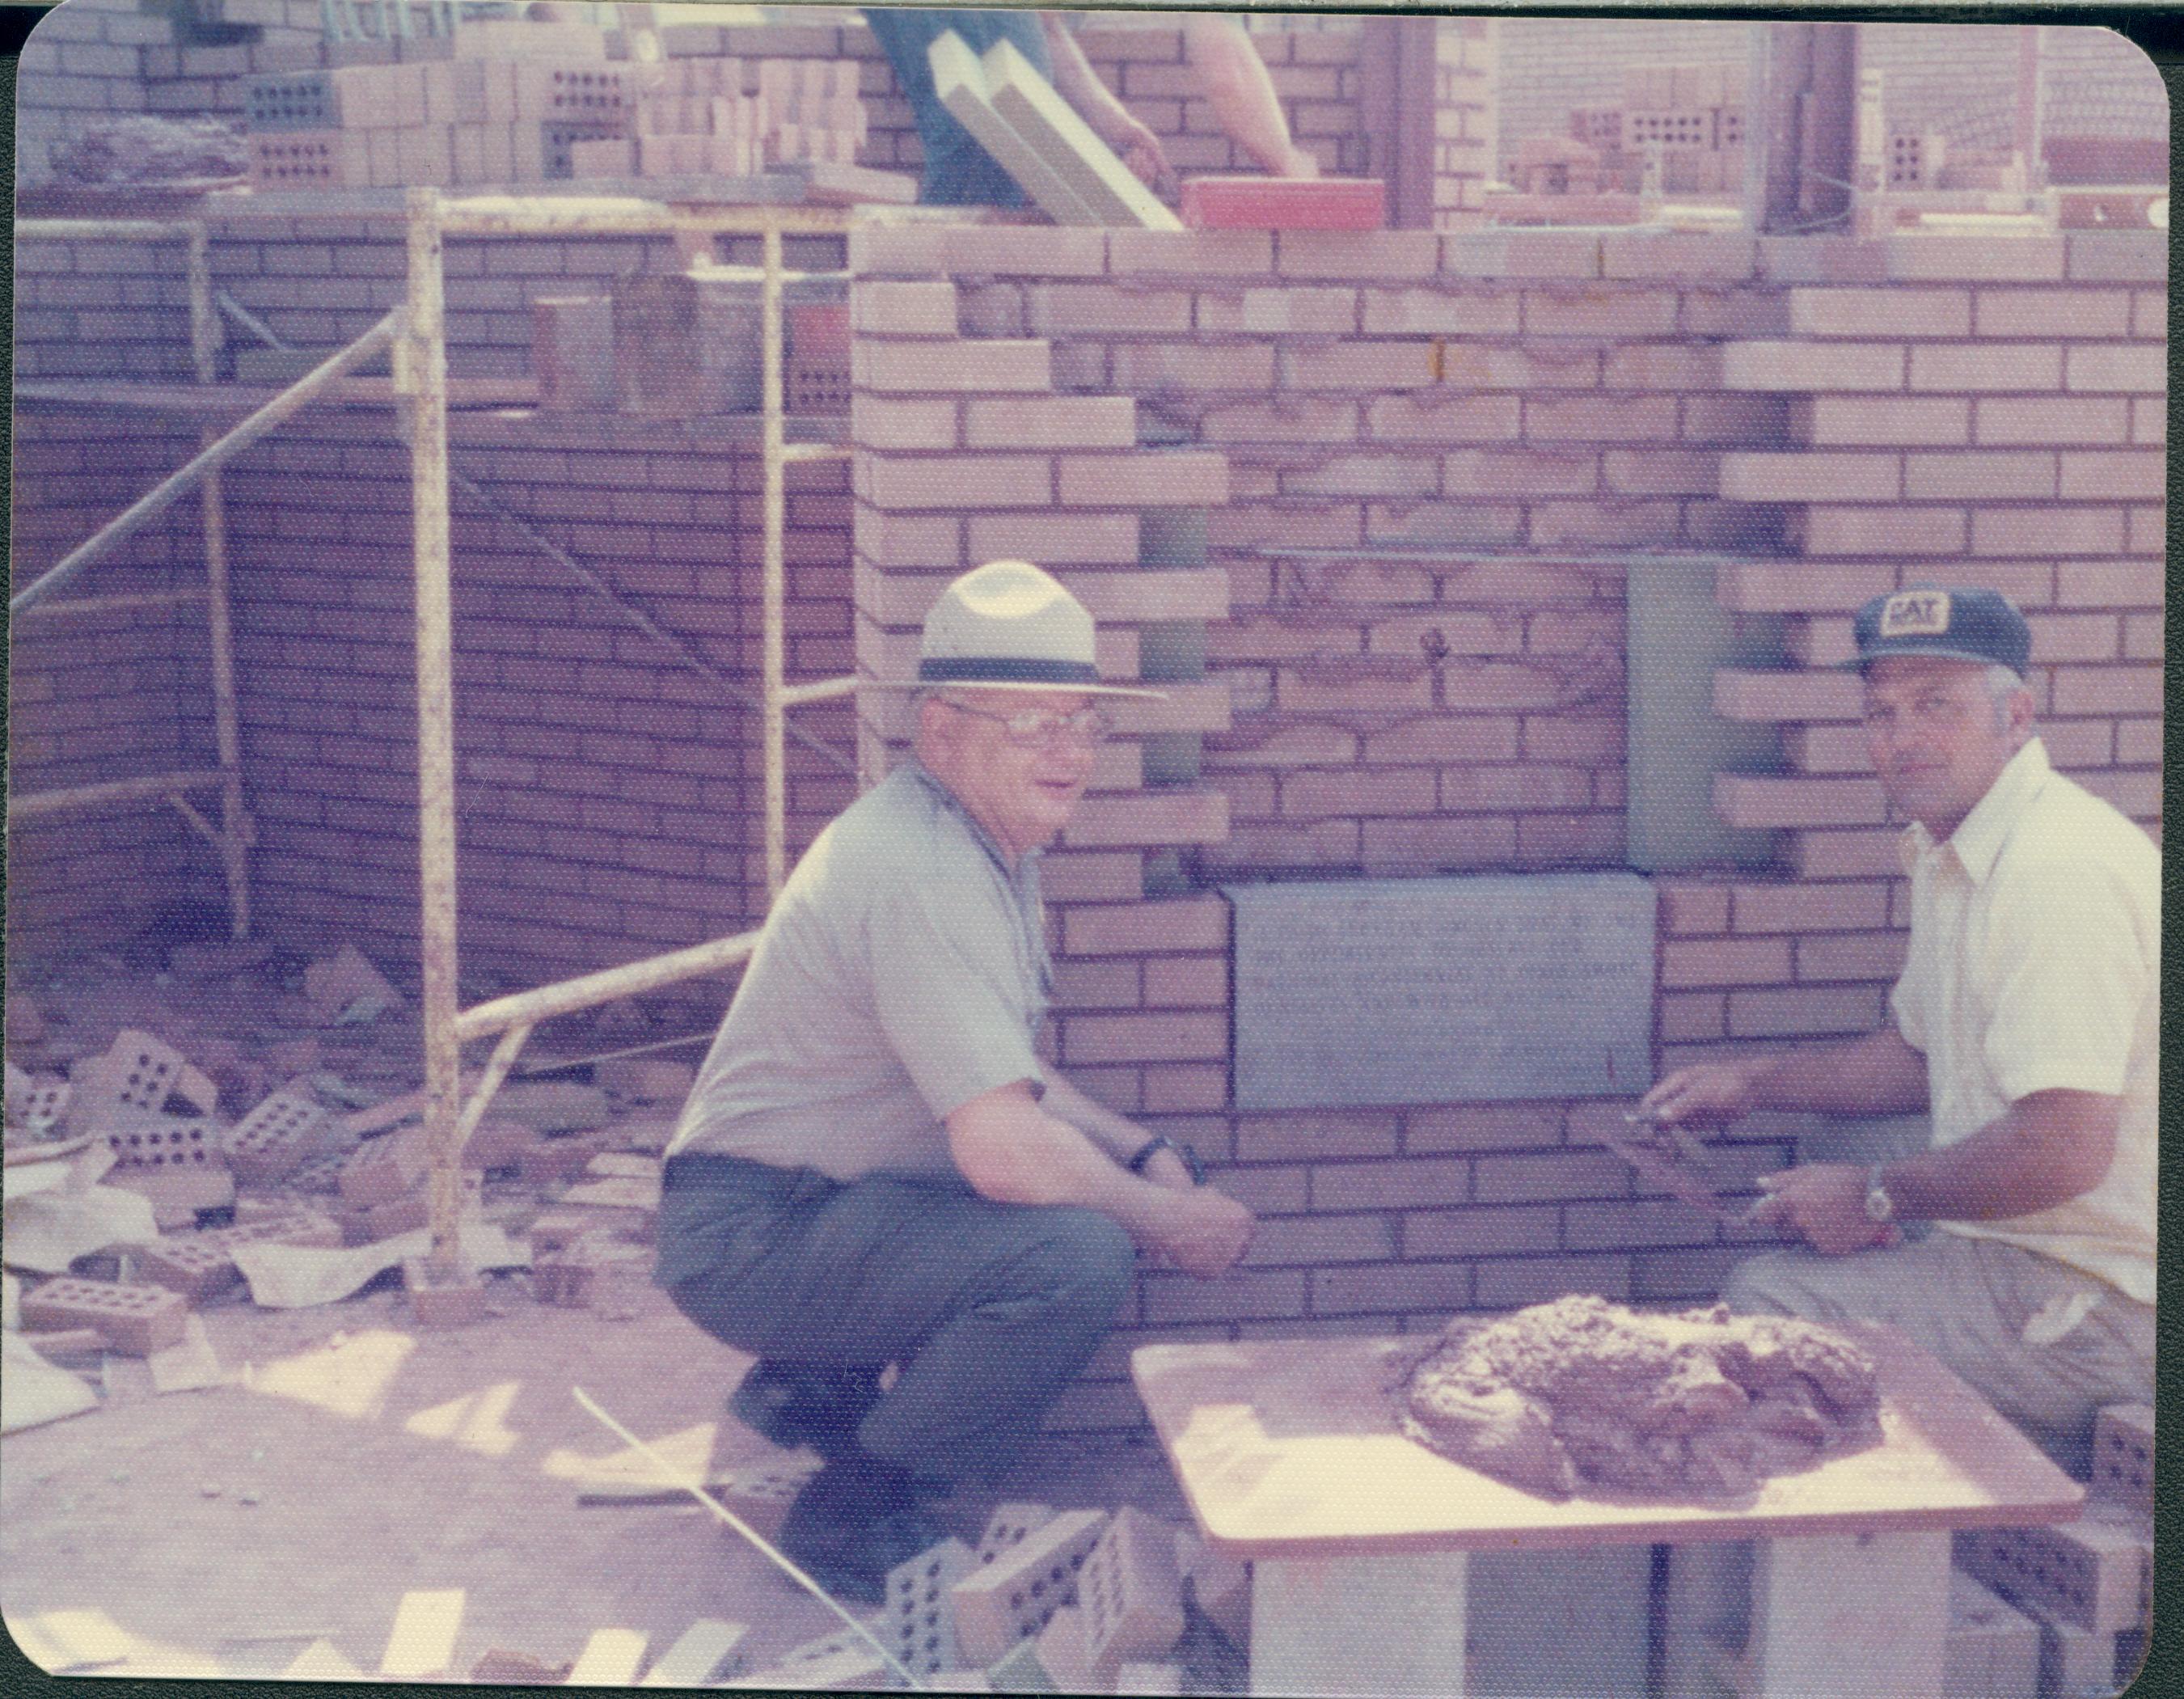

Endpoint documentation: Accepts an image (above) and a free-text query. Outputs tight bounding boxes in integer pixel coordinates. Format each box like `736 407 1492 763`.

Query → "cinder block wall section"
8 215 854 984
849 224 2165 1434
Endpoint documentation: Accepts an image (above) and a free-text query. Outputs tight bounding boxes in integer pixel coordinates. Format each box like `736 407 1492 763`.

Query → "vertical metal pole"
405 187 464 1280
761 216 788 901
188 223 256 941
2015 25 2044 188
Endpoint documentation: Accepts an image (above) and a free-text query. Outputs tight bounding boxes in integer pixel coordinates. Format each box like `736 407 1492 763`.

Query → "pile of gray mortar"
1398 1294 1883 1499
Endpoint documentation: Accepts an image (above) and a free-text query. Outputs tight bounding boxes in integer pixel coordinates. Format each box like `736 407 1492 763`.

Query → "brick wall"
14 0 168 184
847 222 2164 1431
8 214 854 983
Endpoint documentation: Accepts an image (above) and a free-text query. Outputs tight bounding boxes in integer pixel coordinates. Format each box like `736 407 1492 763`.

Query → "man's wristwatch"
1126 1135 1203 1185
1863 1164 1896 1224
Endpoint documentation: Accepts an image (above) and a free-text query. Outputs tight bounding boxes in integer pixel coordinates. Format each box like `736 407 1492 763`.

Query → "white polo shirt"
1890 738 2160 1305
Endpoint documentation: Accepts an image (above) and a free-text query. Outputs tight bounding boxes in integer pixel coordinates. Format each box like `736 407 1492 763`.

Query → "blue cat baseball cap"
1846 586 2031 676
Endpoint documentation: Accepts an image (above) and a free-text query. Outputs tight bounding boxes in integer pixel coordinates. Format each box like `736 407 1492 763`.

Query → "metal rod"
779 442 852 465
217 289 289 353
453 1023 532 1161
569 1387 925 1691
762 215 789 900
17 588 209 617
190 222 256 942
777 676 856 707
10 312 401 615
15 218 199 242
513 1029 712 1078
7 768 226 822
403 187 464 1283
453 929 760 1044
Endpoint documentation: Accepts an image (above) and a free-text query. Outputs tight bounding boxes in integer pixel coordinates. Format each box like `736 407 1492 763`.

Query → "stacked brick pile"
576 57 868 181
1550 61 1747 201
243 23 627 191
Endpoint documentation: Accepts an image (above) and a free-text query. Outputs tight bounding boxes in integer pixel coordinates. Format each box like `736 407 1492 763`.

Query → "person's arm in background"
1182 15 1320 178
1039 13 1169 187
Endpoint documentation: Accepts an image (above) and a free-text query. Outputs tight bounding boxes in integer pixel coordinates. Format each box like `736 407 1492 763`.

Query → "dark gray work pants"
655 1152 1135 1485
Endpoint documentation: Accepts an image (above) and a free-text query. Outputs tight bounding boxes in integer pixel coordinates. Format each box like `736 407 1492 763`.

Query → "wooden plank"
927 31 1099 226
640 1620 746 1687
1131 1325 2083 1559
979 36 1184 231
566 1628 648 1685
378 1588 466 1680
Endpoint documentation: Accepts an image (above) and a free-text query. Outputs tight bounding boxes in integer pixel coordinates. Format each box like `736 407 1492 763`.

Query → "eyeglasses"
940 698 1114 748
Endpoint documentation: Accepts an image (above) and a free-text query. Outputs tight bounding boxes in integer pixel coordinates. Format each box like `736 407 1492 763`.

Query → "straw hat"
894 560 1163 698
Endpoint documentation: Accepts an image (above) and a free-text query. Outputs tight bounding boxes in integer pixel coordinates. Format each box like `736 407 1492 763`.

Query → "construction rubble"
0 942 1259 1692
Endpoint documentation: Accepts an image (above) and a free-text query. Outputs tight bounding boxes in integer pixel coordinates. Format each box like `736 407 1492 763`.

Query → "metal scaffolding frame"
10 191 861 1281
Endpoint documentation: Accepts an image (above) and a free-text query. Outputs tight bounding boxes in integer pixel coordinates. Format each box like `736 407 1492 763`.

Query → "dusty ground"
1 939 1195 1686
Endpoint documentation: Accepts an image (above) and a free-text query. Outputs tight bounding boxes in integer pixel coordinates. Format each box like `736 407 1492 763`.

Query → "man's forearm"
1749 1029 1929 1117
1882 1090 2119 1224
1184 17 1309 175
1039 1067 1151 1164
1041 15 1139 147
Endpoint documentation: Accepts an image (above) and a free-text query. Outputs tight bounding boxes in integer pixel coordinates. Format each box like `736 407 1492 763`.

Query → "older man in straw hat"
656 560 1256 1603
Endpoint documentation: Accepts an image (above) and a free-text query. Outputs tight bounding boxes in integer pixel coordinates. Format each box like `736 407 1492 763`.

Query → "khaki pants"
1723 1233 2153 1475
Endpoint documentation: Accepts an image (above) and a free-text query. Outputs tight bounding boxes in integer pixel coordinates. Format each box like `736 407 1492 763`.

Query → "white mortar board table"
1132 1325 2082 1697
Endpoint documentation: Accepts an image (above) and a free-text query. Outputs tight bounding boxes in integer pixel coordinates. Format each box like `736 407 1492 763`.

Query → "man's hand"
1138 1145 1198 1194
1113 116 1170 190
1638 1060 1767 1129
1270 143 1321 180
1747 1164 1901 1257
1152 1187 1255 1278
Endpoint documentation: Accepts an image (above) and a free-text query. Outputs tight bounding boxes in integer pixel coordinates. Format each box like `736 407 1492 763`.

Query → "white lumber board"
979 36 1184 230
927 32 1099 226
640 1619 747 1687
378 1588 465 1679
567 1627 648 1686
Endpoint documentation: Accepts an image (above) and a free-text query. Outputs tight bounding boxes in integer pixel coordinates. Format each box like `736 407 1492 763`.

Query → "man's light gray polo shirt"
665 763 1052 1181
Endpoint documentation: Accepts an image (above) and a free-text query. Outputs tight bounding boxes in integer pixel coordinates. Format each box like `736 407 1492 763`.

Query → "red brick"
1367 394 1523 442
1974 395 2131 446
1475 1253 1631 1309
1403 1102 1563 1153
2059 452 2165 501
1142 1066 1227 1114
964 511 1138 565
2051 665 2164 716
1789 287 1969 338
1281 767 1435 818
1059 1012 1226 1067
1660 991 1727 1042
850 394 957 452
964 395 1137 450
1790 827 1915 880
1721 342 1905 391
2117 719 2161 764
1659 881 1731 936
2064 344 2165 394
2128 399 2165 447
851 280 959 336
854 340 1051 394
1974 289 2133 339
1310 1261 1472 1317
1718 451 1901 502
1714 774 1887 830
1244 1213 1400 1268
1235 1112 1400 1163
1108 229 1274 276
1728 984 1886 1038
1794 395 1971 446
1143 956 1227 1008
1900 450 2059 501
1058 451 1227 508
1971 508 2126 557
1662 936 1794 989
2026 612 2124 662
1882 235 2066 283
1796 506 1967 556
2126 505 2164 556
1360 815 1519 872
1795 931 1909 982
1713 668 1861 722
1062 898 1227 957
1907 344 2064 393
1310 1157 1470 1212
2131 290 2166 340
1523 394 1678 441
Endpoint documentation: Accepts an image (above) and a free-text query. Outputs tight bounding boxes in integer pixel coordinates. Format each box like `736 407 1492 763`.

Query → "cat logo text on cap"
1878 590 1951 638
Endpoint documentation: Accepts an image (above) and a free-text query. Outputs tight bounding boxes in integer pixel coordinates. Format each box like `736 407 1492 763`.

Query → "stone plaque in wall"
1226 874 1656 1110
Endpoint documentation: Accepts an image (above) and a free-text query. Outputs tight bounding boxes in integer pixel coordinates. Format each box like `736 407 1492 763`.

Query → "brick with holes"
2090 1405 2152 1524
949 1509 1109 1666
1070 1507 1185 1686
881 1537 978 1676
20 1277 189 1356
66 1029 215 1137
1957 1512 2149 1635
706 1460 819 1543
338 1129 428 1208
222 1083 336 1185
976 1502 1058 1566
137 1210 344 1301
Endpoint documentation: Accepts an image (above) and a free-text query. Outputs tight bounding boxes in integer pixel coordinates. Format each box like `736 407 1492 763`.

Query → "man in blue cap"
1641 587 2156 1473
655 560 1255 1603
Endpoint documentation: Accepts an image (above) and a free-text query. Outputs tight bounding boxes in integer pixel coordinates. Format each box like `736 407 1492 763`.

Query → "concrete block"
882 1537 978 1676
2090 1404 2152 1521
950 1508 1109 1665
1072 1507 1185 1687
20 1277 188 1356
977 1502 1059 1566
1957 1514 2149 1635
1946 1569 2039 1699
